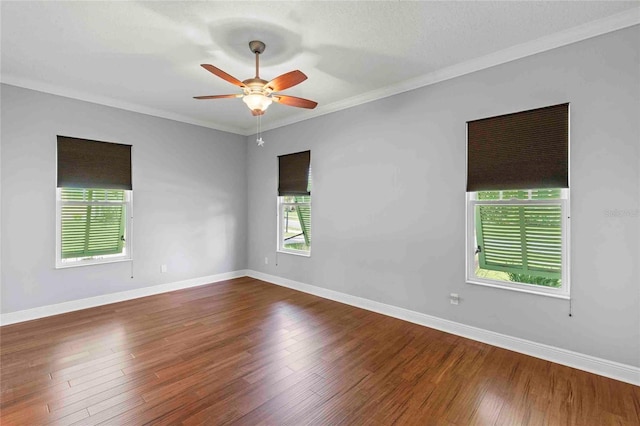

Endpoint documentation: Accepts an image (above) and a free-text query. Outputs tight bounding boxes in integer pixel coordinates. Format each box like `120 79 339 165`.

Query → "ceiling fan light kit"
243 93 272 115
195 40 317 116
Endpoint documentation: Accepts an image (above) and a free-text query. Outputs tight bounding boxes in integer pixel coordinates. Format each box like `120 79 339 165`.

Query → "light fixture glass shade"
243 94 272 112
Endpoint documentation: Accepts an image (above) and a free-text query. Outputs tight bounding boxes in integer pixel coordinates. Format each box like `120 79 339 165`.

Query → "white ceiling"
2 1 639 135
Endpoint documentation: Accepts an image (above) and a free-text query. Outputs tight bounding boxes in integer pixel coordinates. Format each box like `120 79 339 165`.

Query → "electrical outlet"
450 293 459 305
264 256 269 265
161 264 167 273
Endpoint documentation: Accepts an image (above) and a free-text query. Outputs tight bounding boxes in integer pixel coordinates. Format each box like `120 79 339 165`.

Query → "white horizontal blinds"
60 189 126 259
467 103 569 191
278 150 311 196
57 136 132 190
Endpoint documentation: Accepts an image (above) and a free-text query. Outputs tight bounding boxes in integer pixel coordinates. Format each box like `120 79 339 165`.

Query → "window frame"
465 189 570 299
55 188 133 268
277 196 311 257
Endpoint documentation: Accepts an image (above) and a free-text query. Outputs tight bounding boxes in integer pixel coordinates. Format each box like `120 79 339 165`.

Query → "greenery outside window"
466 188 570 298
278 195 311 255
56 188 131 267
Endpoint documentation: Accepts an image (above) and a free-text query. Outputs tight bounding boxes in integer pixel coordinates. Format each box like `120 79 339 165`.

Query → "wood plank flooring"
1 277 638 425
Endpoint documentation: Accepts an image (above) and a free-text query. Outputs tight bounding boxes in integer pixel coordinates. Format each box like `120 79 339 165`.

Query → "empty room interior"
1 1 639 425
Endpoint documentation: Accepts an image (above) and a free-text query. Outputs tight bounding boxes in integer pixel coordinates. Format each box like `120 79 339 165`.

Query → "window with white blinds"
56 136 132 268
278 195 311 255
60 188 127 257
467 189 569 297
277 152 312 256
466 104 570 298
56 188 131 267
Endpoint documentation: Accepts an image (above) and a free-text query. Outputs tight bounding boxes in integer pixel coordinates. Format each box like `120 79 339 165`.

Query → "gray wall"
1 84 247 313
247 26 640 366
1 26 638 368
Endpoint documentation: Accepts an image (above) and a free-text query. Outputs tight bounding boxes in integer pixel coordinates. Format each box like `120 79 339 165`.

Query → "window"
466 103 570 297
277 150 311 256
466 189 570 297
56 135 132 268
56 188 131 267
278 195 311 255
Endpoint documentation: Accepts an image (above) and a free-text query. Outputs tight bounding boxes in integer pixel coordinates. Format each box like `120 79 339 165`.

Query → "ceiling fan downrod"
249 40 266 79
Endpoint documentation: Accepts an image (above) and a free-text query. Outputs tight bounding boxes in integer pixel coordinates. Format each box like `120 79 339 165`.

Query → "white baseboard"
0 269 248 326
3 268 637 386
246 270 640 386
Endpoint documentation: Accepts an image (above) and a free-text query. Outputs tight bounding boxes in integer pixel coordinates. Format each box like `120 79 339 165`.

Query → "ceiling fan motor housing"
242 78 270 94
249 40 266 55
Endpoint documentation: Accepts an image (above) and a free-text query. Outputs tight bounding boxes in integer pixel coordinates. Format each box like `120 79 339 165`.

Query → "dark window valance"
57 136 132 190
278 150 310 196
467 103 569 191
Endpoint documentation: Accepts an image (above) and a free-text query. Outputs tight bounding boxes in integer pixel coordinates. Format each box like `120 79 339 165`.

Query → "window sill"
56 257 131 269
277 249 310 258
466 279 570 300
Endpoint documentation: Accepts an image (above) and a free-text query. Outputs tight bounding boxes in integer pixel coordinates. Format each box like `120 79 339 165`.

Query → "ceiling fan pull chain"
256 114 265 147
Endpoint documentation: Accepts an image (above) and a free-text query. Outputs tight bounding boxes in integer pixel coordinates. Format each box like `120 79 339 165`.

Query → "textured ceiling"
2 1 639 135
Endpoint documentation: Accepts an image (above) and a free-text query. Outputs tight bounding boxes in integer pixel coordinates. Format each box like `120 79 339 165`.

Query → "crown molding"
255 9 640 135
2 9 638 137
0 75 246 135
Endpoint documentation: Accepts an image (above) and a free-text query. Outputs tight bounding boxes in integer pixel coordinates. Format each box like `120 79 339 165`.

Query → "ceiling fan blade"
201 64 246 87
273 95 318 109
265 70 307 92
193 94 242 100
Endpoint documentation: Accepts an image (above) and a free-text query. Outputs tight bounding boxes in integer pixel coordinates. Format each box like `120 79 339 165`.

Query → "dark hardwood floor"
1 277 638 425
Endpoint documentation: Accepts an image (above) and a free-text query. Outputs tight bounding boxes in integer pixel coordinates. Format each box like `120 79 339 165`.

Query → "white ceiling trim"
256 9 640 136
1 9 638 137
0 75 243 135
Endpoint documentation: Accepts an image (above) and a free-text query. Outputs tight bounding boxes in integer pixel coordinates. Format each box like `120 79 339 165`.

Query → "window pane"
474 263 562 288
282 195 311 204
61 205 89 258
477 191 500 200
476 205 524 269
282 204 311 252
61 203 125 258
475 202 562 288
531 188 562 199
61 188 125 202
502 190 528 200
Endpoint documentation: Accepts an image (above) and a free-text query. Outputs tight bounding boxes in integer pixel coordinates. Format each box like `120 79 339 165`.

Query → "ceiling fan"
194 40 318 116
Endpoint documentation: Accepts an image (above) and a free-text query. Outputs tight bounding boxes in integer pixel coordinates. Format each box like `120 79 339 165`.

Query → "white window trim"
277 197 311 257
55 189 133 269
465 190 570 299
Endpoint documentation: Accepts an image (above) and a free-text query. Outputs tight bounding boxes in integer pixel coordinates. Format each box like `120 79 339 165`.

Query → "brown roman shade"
57 136 132 190
278 150 311 196
467 103 569 191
